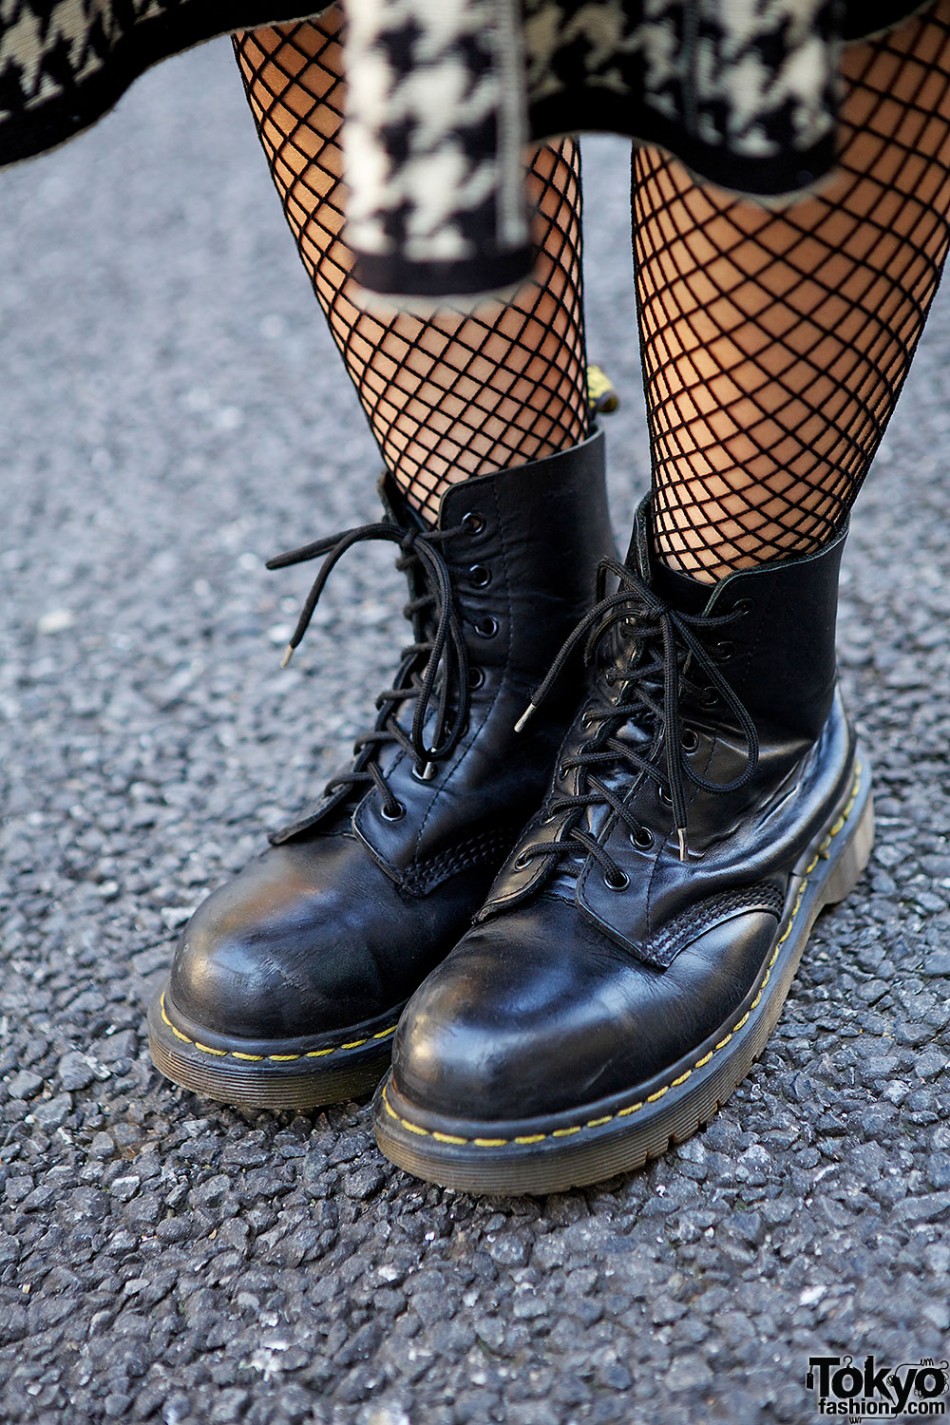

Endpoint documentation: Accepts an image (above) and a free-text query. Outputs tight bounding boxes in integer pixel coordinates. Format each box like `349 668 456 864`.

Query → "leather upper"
167 433 615 1042
390 506 858 1118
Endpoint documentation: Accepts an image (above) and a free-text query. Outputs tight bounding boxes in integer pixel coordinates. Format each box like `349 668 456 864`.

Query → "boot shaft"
387 430 614 687
287 432 615 889
629 496 847 742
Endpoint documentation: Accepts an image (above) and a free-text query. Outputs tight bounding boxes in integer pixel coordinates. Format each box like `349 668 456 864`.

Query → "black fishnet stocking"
233 10 588 524
633 2 950 581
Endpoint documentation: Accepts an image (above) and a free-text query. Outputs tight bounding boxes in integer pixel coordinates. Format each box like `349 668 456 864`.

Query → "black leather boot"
148 433 613 1108
374 497 874 1194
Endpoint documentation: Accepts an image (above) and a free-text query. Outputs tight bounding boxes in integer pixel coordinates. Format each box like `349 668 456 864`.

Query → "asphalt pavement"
0 35 949 1425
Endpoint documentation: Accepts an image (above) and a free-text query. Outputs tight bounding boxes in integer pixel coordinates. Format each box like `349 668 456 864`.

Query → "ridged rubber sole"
147 990 402 1110
373 761 874 1195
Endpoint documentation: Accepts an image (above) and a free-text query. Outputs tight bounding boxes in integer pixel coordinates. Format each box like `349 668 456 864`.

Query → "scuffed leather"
167 433 614 1042
169 831 496 1040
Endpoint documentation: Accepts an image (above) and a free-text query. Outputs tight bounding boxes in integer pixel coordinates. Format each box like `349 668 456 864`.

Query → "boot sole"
147 990 402 1110
373 759 874 1195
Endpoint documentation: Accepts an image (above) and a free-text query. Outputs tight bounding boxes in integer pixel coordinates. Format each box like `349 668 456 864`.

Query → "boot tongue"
379 471 426 532
648 556 713 616
624 496 712 616
538 503 709 902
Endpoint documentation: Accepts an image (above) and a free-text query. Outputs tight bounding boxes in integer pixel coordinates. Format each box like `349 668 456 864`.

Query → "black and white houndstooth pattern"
0 0 201 125
524 0 838 160
0 0 319 165
343 0 841 296
0 0 915 297
343 0 533 296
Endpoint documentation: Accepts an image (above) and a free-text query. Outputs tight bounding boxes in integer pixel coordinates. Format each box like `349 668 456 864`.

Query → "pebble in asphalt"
1 37 949 1425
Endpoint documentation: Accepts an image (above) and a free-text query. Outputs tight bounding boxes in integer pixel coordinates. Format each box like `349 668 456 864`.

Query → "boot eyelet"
604 869 629 891
557 764 570 783
630 827 654 850
581 710 597 731
514 851 533 871
469 564 491 588
732 598 752 618
474 615 499 638
462 511 485 535
712 640 736 663
682 728 699 753
698 686 718 707
468 666 485 690
380 800 406 822
657 785 673 806
411 762 438 783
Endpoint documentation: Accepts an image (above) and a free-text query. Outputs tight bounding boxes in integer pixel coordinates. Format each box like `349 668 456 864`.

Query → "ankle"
391 427 596 528
652 515 837 584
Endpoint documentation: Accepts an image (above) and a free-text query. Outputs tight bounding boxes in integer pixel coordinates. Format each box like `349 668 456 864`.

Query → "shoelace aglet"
677 825 688 862
280 644 295 669
514 702 538 734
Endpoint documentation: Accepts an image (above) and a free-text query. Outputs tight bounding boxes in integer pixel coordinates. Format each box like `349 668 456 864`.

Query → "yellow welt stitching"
777 889 805 944
158 993 397 1068
383 768 864 1151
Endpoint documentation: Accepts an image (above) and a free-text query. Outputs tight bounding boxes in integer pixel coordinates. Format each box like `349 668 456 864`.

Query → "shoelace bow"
267 516 471 816
516 557 760 871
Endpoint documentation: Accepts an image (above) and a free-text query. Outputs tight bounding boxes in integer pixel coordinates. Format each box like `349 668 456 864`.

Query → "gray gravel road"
1 36 949 1425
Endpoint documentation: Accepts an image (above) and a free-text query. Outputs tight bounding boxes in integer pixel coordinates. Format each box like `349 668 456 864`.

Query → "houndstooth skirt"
0 0 930 297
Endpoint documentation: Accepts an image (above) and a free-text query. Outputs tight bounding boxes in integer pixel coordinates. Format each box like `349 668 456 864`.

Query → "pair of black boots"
148 433 873 1195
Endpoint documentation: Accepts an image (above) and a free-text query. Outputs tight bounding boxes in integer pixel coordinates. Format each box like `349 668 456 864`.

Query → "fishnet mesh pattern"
233 10 589 524
633 3 950 580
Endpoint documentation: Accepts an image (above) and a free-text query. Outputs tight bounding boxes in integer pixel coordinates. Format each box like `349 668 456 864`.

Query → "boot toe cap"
391 895 781 1123
167 838 394 1040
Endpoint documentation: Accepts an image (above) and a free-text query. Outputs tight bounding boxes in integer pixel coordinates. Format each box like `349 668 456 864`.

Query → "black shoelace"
516 557 759 873
268 516 471 817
